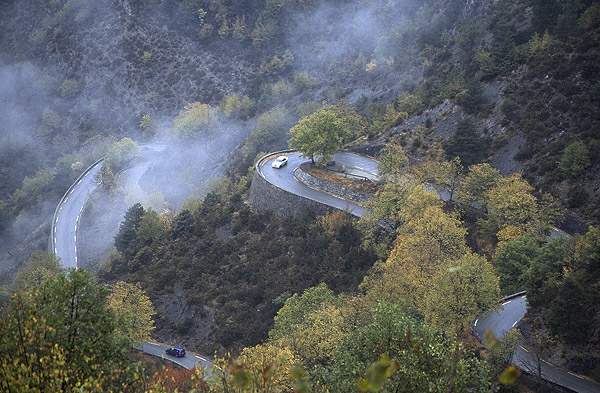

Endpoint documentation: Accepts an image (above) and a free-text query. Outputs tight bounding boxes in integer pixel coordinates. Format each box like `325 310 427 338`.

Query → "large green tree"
0 269 143 392
425 252 500 334
289 108 345 164
107 281 156 346
312 302 492 393
12 251 62 291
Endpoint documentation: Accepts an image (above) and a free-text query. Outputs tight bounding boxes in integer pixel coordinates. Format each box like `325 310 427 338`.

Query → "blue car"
166 346 186 357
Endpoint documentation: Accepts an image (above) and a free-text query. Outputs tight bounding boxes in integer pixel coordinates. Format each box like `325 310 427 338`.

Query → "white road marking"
521 347 529 353
147 342 161 346
512 321 518 328
474 318 478 326
56 217 59 223
74 235 77 242
195 355 207 361
502 300 511 306
74 225 77 232
54 237 56 244
568 372 584 379
77 179 82 185
54 247 57 254
54 227 56 233
80 206 84 213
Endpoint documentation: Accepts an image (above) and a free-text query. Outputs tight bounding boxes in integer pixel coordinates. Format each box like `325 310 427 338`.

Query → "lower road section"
473 295 600 393
141 342 213 371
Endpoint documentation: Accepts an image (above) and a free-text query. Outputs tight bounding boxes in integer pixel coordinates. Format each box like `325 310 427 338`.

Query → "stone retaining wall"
295 168 370 204
249 171 332 219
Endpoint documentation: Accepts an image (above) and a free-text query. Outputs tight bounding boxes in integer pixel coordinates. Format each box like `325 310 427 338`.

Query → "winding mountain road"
51 146 213 372
258 151 600 393
258 151 379 217
52 148 600 391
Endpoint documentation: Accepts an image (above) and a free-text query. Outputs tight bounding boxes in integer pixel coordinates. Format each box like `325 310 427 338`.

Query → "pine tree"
115 203 144 255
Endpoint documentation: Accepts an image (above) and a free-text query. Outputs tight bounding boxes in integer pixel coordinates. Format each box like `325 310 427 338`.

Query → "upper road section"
258 151 379 217
52 160 103 269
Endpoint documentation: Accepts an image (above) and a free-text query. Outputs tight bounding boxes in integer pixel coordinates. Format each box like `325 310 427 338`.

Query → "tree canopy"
0 269 143 393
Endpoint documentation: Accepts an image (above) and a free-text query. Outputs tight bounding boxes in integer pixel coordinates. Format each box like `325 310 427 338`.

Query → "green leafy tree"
493 235 540 295
313 302 492 393
115 203 145 255
233 344 300 393
559 141 590 179
377 142 409 180
104 137 139 174
107 281 156 346
413 157 464 206
246 107 295 160
522 238 565 307
172 102 218 138
363 206 467 309
12 251 62 291
220 93 256 119
289 108 345 164
136 208 170 246
425 252 500 334
545 277 592 343
0 270 143 392
483 173 538 241
361 180 441 238
274 302 347 367
269 283 335 343
456 163 501 211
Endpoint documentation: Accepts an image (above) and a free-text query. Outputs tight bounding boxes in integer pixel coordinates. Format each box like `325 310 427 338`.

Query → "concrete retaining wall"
249 168 333 219
249 151 334 219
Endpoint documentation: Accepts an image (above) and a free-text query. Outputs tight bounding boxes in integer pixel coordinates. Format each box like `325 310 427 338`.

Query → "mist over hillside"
1 0 600 390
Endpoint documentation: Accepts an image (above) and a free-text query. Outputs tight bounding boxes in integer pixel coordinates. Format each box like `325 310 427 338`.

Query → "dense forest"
1 0 599 391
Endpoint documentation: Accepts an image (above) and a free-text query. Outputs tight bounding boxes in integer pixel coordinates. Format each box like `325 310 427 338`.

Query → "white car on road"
272 155 288 168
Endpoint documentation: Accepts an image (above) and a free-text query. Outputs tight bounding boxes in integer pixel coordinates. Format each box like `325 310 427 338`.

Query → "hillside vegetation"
1 0 599 391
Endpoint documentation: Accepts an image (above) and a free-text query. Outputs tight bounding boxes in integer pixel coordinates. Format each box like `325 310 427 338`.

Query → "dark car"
165 346 186 357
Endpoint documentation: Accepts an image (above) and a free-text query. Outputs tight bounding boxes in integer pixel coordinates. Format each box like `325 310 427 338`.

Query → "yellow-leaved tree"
233 344 300 393
107 281 155 346
425 252 500 335
362 205 467 309
172 102 218 138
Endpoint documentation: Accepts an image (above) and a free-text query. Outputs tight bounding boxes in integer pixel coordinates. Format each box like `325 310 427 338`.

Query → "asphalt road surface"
141 342 213 372
53 161 103 269
259 151 380 217
52 147 213 371
260 153 600 393
473 295 600 393
52 149 600 390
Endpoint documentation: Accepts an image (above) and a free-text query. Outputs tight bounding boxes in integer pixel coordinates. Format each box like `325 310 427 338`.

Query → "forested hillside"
1 0 599 391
